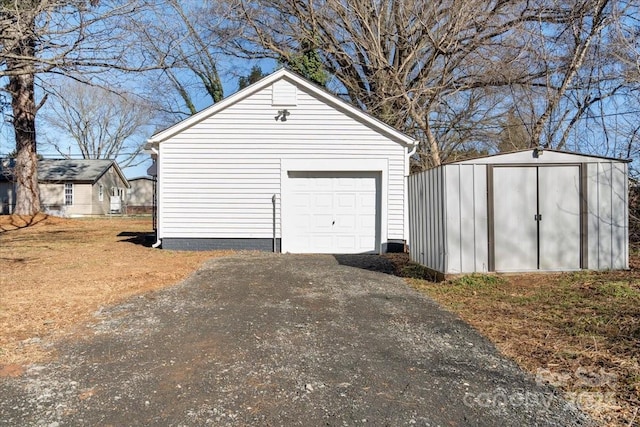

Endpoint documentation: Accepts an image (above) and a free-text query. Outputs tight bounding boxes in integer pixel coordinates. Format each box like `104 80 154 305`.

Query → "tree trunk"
8 31 40 215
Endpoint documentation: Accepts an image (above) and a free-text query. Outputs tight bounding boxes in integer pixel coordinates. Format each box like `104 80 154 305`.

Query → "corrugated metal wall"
443 165 489 274
408 167 445 272
586 161 629 270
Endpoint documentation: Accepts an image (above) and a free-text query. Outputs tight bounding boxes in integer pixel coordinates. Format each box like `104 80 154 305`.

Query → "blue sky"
0 58 277 179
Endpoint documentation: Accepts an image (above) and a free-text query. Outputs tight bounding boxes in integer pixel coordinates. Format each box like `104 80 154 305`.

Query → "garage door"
284 171 380 254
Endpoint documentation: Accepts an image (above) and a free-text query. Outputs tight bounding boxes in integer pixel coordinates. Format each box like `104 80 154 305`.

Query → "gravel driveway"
0 253 590 426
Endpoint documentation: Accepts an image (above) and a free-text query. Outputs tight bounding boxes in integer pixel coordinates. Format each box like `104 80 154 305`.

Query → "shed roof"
449 148 631 165
147 68 418 148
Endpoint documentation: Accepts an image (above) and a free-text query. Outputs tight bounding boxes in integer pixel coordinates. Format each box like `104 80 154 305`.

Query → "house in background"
126 176 155 214
146 69 418 253
0 159 130 216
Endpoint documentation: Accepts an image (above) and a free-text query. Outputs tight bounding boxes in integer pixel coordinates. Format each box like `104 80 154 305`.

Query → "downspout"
150 146 162 248
272 194 277 252
406 143 418 173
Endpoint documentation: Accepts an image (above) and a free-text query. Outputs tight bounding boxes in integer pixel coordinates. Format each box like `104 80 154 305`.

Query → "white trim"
280 158 388 254
64 182 73 206
148 69 418 148
403 144 417 247
157 144 163 239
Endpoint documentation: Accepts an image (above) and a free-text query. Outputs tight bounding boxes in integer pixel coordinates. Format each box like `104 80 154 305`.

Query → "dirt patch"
0 215 232 366
0 364 24 378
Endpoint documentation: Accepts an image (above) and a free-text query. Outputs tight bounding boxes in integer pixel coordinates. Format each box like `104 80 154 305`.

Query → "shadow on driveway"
333 254 397 275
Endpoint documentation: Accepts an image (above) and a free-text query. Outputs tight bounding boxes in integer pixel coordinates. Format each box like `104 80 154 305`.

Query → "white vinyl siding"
158 82 408 244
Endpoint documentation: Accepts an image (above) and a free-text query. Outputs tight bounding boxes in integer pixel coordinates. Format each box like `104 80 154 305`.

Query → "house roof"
147 68 418 148
0 159 130 187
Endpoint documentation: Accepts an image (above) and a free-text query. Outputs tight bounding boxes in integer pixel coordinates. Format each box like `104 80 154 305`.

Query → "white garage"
408 149 630 275
146 69 417 253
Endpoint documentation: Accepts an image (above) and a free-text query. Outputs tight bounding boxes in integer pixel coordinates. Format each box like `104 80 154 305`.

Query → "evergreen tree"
238 65 268 90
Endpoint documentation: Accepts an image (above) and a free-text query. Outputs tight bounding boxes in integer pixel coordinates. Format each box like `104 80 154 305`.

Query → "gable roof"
147 68 418 148
0 159 130 187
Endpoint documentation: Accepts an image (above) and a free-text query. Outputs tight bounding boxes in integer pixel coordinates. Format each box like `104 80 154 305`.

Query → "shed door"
538 166 581 270
492 165 581 271
284 171 379 254
493 167 539 271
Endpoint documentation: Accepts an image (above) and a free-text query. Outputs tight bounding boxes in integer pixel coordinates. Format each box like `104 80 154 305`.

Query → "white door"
492 165 581 271
538 166 581 270
284 171 379 254
493 167 539 271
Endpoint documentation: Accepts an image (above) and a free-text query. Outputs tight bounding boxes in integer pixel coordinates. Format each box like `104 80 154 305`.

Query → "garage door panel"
337 235 357 250
335 214 356 229
292 194 310 208
360 193 376 208
336 178 357 190
313 235 333 252
337 194 356 209
314 193 333 208
312 214 333 230
360 215 376 228
285 171 380 254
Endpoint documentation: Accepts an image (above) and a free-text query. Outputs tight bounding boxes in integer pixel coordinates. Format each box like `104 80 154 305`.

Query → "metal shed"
408 149 630 275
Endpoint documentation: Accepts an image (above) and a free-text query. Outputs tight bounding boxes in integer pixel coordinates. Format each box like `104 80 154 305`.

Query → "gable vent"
272 80 297 106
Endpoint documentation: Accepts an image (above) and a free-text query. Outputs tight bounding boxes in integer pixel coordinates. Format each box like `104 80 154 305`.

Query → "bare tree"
135 0 229 117
217 0 637 169
0 0 154 214
525 0 617 147
218 0 549 167
42 82 154 168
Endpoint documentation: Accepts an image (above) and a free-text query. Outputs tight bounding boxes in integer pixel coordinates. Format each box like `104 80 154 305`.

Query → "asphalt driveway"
0 253 590 426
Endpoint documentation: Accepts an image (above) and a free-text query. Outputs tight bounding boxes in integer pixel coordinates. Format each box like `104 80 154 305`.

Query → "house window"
64 183 73 206
98 184 104 202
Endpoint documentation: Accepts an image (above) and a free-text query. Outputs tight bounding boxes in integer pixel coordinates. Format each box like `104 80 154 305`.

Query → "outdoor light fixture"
533 146 544 157
275 109 290 122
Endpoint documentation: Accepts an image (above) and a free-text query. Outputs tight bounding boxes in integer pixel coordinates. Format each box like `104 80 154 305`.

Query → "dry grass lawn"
401 261 640 427
0 214 232 367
